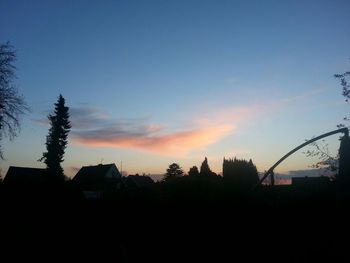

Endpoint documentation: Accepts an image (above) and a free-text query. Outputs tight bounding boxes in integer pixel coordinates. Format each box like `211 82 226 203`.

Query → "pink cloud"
72 124 234 156
69 103 270 156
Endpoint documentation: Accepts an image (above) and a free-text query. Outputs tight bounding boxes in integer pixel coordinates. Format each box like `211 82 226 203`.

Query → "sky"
1 0 349 180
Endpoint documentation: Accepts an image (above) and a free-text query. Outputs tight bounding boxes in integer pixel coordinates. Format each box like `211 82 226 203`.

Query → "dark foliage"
199 157 216 177
40 94 71 180
188 166 199 177
164 163 184 181
334 70 350 103
337 134 350 202
335 69 350 129
223 157 259 189
304 139 338 176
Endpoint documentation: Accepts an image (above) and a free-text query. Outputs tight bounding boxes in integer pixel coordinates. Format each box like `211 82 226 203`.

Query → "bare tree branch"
0 42 29 159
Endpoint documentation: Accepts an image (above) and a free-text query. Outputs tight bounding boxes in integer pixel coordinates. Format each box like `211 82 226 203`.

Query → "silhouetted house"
3 166 48 189
72 163 122 199
124 175 154 189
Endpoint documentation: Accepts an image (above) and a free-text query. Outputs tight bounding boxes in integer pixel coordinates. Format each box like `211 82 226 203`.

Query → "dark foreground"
0 184 349 262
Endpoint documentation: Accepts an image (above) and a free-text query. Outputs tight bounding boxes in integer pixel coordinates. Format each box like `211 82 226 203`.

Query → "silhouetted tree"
335 69 350 129
335 70 350 102
199 157 217 177
40 94 71 180
164 163 184 181
223 157 259 188
0 42 28 159
304 139 338 177
305 67 350 176
334 69 350 180
188 166 199 177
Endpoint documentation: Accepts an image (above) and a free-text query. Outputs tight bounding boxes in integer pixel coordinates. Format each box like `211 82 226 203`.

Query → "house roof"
72 163 121 187
3 166 48 186
74 163 114 178
125 175 154 188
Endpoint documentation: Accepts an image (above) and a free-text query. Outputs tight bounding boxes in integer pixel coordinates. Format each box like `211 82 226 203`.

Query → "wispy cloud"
286 168 334 177
32 105 111 128
276 87 330 107
69 106 110 129
72 124 234 156
66 104 246 156
224 77 240 85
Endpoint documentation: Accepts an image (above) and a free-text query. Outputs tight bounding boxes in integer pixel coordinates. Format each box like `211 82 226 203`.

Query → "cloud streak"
72 124 234 156
67 105 241 156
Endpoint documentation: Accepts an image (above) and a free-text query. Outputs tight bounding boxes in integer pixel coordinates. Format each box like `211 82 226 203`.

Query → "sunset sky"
1 0 349 179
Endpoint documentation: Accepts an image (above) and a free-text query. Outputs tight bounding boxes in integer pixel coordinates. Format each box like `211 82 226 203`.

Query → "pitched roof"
125 175 154 188
74 163 115 178
3 166 48 186
72 163 121 188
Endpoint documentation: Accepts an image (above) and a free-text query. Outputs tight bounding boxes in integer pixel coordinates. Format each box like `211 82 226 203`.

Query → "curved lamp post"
253 128 349 191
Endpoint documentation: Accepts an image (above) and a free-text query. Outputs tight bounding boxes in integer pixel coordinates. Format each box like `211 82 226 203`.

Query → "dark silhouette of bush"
223 157 259 189
164 163 184 182
188 166 199 177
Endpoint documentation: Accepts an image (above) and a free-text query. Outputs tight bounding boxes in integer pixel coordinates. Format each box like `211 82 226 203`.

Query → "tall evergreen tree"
40 94 71 180
199 157 215 177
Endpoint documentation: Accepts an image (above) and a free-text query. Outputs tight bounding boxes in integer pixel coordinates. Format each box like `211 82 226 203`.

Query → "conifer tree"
40 94 71 180
200 157 215 177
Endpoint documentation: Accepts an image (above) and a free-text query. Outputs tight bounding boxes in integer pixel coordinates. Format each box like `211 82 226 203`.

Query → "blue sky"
1 0 349 178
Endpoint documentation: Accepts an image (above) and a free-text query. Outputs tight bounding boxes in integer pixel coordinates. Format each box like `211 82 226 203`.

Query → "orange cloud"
69 103 271 156
72 124 234 156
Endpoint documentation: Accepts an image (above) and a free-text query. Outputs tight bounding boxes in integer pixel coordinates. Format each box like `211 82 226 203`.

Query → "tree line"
164 157 259 189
